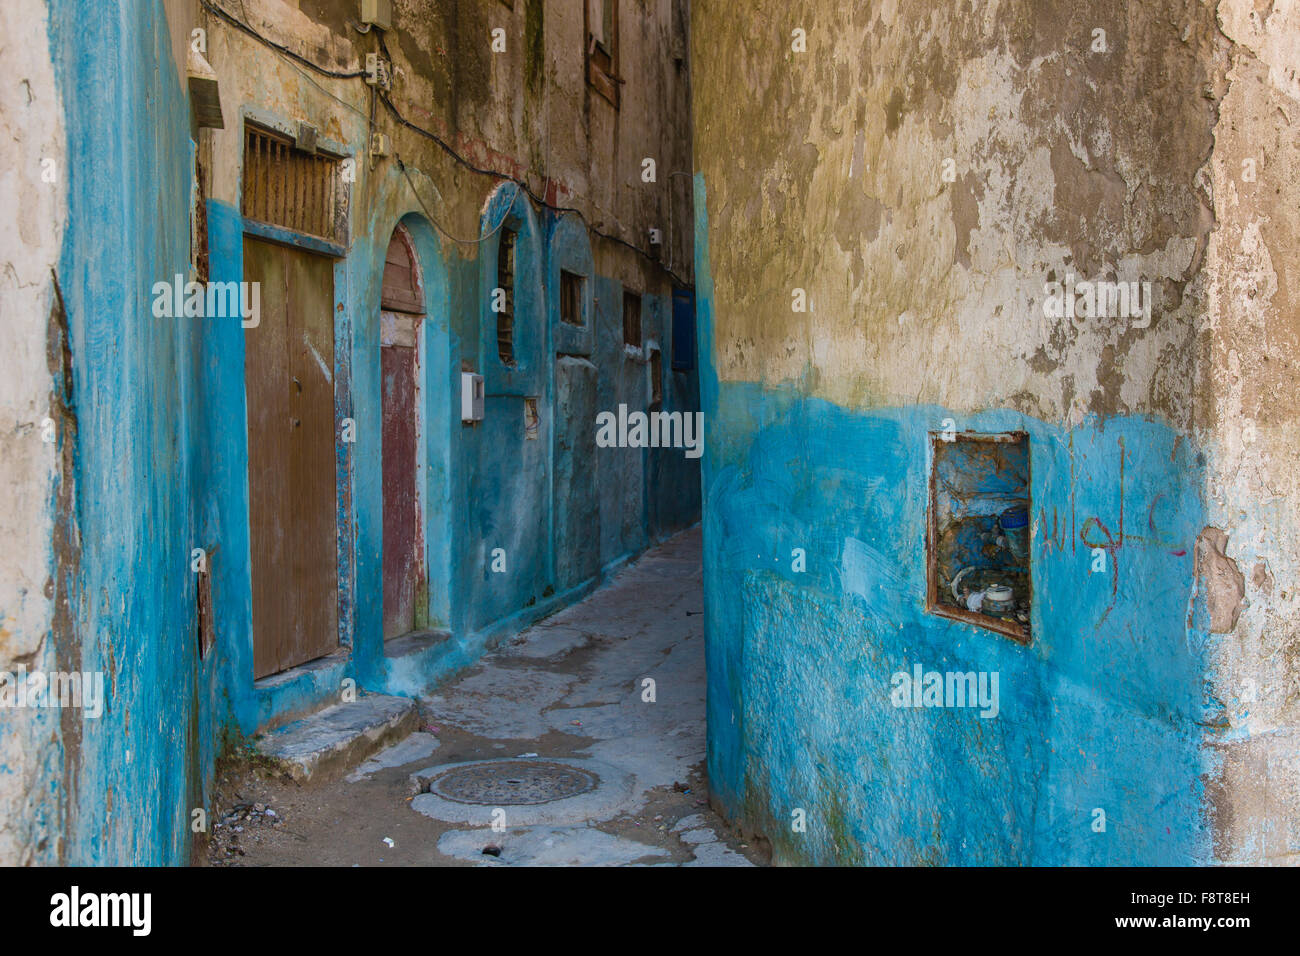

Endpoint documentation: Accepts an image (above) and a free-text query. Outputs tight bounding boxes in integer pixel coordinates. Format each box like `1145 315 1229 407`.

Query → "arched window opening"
496 227 517 365
381 226 423 314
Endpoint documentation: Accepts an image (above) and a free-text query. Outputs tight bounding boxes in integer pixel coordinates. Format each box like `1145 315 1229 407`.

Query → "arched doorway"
380 225 425 639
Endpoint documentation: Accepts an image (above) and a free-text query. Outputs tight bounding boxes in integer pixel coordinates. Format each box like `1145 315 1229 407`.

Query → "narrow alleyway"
208 528 762 866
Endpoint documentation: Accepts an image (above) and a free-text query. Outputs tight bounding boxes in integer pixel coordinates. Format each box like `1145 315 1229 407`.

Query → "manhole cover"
427 761 599 806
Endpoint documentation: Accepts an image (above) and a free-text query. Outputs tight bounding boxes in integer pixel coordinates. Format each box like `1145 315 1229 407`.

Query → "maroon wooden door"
244 237 339 677
381 312 421 638
380 227 425 639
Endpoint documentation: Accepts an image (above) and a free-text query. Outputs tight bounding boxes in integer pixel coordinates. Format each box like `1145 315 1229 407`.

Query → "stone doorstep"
256 693 419 784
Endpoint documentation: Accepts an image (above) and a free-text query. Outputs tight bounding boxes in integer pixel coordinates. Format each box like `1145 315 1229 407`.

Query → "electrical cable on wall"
398 160 521 248
203 0 367 78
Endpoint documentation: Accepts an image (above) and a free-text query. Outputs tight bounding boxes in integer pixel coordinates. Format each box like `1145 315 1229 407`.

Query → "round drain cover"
427 760 599 806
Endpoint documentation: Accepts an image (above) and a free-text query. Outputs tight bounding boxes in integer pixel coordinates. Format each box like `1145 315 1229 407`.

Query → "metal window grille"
242 124 341 242
497 228 516 364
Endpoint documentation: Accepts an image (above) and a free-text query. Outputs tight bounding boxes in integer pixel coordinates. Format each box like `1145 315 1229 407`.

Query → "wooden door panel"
285 245 338 665
245 237 290 678
244 237 338 678
381 341 419 638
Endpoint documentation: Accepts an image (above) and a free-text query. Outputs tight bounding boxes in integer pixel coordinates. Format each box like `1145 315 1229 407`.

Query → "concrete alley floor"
206 527 765 866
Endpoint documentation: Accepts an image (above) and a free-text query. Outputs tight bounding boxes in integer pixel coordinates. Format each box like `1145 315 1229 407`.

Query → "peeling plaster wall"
1200 0 1300 865
693 0 1295 864
696 0 1221 423
37 0 202 865
2 0 696 866
0 0 67 867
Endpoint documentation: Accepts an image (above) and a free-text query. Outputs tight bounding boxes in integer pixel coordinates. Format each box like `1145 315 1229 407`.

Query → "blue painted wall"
548 212 600 593
42 0 699 864
466 186 551 632
49 0 204 865
694 175 1216 865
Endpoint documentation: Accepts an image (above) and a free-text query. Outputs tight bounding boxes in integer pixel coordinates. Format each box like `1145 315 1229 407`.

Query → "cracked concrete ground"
206 527 766 867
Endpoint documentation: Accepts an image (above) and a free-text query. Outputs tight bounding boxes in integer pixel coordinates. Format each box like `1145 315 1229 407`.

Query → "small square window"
560 270 584 326
926 430 1032 643
622 290 641 349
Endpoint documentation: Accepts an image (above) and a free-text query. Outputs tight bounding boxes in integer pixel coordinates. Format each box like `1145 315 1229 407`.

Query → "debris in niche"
929 432 1032 641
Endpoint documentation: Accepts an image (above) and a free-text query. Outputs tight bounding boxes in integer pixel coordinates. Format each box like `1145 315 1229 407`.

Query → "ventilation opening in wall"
196 559 215 661
496 227 516 365
560 270 584 326
242 123 343 242
926 430 1032 644
524 397 539 439
192 154 209 284
649 348 662 407
622 290 641 349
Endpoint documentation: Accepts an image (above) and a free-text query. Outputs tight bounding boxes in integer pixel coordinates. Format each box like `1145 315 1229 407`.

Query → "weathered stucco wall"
1200 0 1300 864
693 0 1299 864
696 0 1219 422
2 0 697 864
0 0 67 867
198 0 699 693
195 0 699 844
27 0 202 865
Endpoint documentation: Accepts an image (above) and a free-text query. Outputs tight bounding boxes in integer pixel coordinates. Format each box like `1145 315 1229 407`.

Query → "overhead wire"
202 0 691 284
202 0 367 78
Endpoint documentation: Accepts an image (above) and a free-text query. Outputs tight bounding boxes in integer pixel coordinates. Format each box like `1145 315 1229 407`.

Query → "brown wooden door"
381 311 421 638
244 237 339 678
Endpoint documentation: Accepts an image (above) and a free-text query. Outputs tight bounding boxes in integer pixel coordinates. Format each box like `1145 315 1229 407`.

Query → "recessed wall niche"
926 430 1032 644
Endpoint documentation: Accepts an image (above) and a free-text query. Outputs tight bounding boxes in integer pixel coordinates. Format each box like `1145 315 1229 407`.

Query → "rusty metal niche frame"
925 429 1033 645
